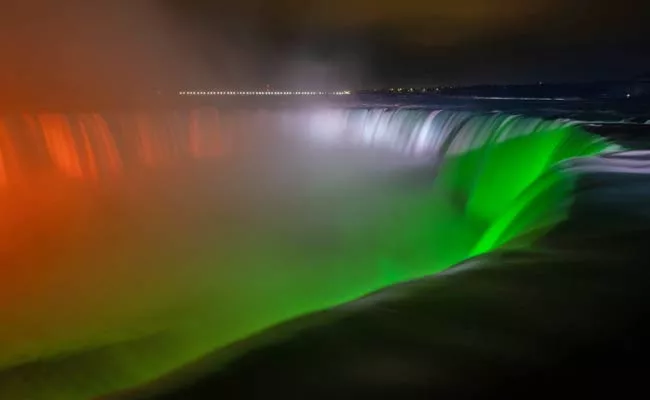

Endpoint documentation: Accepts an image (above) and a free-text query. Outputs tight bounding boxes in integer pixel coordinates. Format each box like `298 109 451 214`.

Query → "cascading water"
0 107 620 399
0 110 233 187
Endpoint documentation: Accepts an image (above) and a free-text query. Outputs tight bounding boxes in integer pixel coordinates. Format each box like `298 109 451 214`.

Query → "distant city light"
178 90 351 97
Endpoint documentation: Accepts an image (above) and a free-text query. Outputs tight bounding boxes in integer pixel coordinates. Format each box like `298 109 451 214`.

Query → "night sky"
1 0 649 100
167 0 650 87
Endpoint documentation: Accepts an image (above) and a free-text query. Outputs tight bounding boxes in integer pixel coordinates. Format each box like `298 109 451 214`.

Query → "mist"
0 1 366 110
0 2 218 108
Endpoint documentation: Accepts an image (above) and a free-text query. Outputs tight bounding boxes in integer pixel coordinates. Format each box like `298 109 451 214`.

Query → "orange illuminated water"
0 108 246 399
0 109 230 189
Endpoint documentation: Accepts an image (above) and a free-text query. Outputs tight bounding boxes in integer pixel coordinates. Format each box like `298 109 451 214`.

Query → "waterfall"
0 106 620 400
0 107 618 189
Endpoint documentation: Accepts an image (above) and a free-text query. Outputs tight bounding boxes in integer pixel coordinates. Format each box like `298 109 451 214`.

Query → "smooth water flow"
0 107 617 399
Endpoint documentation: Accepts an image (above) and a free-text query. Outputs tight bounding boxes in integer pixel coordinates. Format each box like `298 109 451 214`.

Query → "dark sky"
1 0 649 101
166 0 650 87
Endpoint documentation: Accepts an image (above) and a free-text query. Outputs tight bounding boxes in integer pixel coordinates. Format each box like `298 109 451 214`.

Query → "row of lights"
388 88 445 92
179 91 352 96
